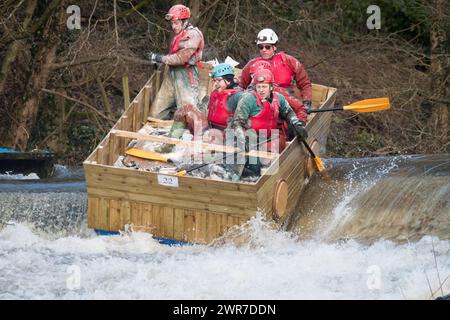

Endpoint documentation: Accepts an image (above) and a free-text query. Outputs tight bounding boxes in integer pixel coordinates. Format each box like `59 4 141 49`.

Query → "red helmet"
165 5 191 21
249 60 272 75
253 68 274 84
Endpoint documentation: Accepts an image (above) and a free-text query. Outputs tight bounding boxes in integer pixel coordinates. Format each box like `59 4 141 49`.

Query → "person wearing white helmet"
145 4 205 119
240 28 312 136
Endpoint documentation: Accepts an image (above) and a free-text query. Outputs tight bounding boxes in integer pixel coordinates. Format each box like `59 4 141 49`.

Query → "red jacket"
240 52 312 101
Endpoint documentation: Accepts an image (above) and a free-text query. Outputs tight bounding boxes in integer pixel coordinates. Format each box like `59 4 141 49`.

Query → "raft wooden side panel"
84 65 337 244
255 87 336 221
84 161 258 242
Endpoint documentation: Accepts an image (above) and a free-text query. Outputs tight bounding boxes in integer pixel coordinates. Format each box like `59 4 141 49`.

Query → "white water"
0 172 40 180
1 159 449 300
1 216 449 300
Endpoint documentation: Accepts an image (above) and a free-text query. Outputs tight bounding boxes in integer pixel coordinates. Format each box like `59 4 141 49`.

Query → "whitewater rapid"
1 160 449 300
0 218 449 299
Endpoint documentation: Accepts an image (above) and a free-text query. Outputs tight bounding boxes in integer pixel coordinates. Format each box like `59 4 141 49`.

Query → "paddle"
125 148 172 163
300 138 325 172
307 97 390 114
176 135 276 177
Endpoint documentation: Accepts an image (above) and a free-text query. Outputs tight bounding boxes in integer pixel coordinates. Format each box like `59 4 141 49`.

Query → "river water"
0 157 449 300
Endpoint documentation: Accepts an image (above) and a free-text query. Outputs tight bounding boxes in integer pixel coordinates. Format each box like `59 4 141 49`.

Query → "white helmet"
256 28 278 45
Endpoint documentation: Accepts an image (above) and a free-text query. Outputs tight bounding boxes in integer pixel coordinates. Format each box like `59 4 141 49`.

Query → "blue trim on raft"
94 229 192 246
0 148 17 153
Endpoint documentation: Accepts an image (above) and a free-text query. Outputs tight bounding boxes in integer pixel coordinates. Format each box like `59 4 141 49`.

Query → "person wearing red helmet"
229 68 307 154
146 4 205 119
240 28 311 126
246 59 273 90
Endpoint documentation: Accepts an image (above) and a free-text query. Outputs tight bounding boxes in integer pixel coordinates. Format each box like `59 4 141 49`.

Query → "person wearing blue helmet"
207 63 243 130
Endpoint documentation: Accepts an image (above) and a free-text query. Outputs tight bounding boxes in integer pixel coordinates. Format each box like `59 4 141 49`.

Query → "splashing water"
1 157 449 299
0 216 449 299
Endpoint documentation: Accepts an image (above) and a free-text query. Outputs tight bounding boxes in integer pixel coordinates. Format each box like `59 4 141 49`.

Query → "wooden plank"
85 163 257 192
86 176 256 211
111 129 277 160
109 199 121 231
87 186 255 216
215 214 224 237
155 70 162 91
84 166 258 209
132 101 139 132
120 200 131 228
195 211 207 243
108 133 118 166
221 214 228 235
132 202 142 227
143 86 151 123
87 197 99 229
147 117 173 126
184 212 195 242
162 207 174 239
151 205 163 237
98 198 110 230
205 213 217 243
173 208 185 241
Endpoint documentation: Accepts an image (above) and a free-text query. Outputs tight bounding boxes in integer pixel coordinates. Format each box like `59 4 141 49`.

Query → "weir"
286 154 450 243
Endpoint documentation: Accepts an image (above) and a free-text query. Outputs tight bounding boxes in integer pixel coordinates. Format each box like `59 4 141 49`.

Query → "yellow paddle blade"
343 98 391 113
314 156 326 172
175 170 187 176
126 148 169 162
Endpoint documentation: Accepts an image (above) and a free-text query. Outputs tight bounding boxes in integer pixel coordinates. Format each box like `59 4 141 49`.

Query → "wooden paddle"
307 97 390 114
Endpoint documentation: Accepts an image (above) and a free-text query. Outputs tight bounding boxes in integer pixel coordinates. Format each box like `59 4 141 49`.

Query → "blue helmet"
210 63 234 78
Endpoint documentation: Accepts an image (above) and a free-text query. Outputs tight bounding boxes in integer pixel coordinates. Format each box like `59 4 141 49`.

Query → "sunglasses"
258 44 273 50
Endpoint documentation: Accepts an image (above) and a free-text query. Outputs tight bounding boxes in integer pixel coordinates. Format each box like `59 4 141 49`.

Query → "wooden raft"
83 63 337 244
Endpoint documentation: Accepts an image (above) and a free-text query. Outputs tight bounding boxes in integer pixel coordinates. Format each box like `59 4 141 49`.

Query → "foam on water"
0 172 40 180
0 216 449 300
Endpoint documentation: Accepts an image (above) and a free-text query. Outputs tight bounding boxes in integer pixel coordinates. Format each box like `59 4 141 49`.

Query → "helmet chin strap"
182 19 190 29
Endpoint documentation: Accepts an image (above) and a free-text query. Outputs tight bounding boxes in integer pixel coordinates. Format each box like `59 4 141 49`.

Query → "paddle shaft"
181 136 276 175
300 138 318 159
307 106 343 113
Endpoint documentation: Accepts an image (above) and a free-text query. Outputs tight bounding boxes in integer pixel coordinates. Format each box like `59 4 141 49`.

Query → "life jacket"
250 52 293 88
249 91 279 136
208 88 240 129
271 52 294 88
169 25 205 87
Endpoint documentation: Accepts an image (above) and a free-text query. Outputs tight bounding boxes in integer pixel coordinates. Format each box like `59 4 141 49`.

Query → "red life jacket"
169 25 205 87
250 52 293 88
208 88 240 129
249 91 279 135
271 52 294 88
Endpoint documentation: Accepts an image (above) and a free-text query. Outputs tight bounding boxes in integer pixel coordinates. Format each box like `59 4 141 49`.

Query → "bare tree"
428 0 450 145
